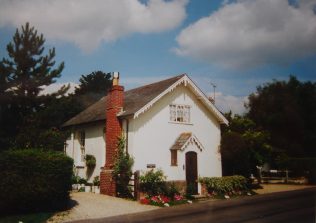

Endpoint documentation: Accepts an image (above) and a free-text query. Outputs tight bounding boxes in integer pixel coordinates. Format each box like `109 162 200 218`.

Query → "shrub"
199 175 249 196
85 154 96 169
78 178 87 185
164 182 180 198
71 174 80 184
0 149 73 214
140 169 166 196
93 176 100 186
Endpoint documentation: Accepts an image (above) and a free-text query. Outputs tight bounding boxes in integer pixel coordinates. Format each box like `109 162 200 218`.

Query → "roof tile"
63 74 185 127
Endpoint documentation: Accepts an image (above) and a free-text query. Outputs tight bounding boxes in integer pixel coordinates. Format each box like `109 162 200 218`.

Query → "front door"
185 151 198 194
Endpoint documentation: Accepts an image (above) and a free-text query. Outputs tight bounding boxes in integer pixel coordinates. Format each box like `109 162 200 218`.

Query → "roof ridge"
124 73 186 93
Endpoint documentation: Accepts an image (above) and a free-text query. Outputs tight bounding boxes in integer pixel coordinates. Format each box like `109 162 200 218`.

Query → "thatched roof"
62 74 185 127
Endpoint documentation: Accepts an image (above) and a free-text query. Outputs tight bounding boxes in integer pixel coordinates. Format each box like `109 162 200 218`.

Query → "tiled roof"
170 133 192 150
62 74 185 127
170 132 204 151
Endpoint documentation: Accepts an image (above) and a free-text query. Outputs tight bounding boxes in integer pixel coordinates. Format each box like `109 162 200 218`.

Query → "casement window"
171 150 177 166
169 104 190 123
79 131 85 162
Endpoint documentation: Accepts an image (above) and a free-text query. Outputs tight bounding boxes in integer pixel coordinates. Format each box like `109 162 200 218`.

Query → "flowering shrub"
140 194 190 207
140 197 150 205
174 194 183 201
140 169 166 196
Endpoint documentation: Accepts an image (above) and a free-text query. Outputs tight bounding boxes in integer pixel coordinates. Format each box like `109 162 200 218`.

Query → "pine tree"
1 22 64 112
0 22 65 149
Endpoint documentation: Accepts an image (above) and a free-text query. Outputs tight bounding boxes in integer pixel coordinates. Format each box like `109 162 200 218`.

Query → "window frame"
170 150 178 166
169 104 191 124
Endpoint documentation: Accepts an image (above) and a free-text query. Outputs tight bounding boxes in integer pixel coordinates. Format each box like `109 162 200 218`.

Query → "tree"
74 71 112 108
0 22 65 150
1 22 64 111
247 76 316 158
221 114 273 177
75 71 112 95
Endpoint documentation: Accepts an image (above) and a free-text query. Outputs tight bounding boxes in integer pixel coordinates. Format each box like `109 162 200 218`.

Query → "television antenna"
210 82 217 104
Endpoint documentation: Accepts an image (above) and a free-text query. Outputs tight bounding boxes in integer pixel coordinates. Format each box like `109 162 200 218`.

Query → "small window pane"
171 150 177 166
170 105 176 121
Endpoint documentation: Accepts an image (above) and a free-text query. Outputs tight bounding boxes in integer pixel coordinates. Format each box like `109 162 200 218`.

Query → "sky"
0 0 316 114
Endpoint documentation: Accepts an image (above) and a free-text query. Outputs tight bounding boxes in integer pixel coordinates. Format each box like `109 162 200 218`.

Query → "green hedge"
199 175 249 195
0 149 73 214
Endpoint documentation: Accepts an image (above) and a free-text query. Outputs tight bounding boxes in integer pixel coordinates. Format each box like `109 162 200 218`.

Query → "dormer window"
170 104 190 123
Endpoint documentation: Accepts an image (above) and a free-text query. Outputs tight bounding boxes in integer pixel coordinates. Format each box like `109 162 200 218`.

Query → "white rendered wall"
65 123 105 182
128 85 222 182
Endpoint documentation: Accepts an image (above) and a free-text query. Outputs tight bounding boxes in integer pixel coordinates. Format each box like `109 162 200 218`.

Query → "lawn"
0 212 54 223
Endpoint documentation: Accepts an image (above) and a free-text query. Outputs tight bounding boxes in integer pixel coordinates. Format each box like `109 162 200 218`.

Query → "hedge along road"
71 187 316 223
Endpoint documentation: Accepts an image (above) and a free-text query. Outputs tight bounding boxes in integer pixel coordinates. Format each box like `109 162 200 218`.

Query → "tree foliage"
0 23 80 150
221 114 273 177
75 70 111 95
1 22 64 107
74 71 112 108
247 76 316 157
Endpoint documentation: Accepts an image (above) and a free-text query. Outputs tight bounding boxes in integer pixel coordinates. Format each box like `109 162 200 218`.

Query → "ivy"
112 136 134 198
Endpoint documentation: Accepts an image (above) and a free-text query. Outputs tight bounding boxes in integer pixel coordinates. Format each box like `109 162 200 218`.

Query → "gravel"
48 192 159 223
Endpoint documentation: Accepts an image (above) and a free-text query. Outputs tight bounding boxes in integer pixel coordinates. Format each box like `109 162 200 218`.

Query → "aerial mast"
210 81 216 104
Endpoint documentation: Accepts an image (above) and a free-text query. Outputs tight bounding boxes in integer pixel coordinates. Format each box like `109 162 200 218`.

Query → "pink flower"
174 194 183 201
151 196 159 203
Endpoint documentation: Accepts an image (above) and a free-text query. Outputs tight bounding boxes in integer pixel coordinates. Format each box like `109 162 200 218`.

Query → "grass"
0 212 54 223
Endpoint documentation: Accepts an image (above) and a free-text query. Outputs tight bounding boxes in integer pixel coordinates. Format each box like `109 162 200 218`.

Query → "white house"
63 73 228 195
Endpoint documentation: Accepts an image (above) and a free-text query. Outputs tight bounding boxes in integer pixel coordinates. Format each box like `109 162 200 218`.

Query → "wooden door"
185 151 198 194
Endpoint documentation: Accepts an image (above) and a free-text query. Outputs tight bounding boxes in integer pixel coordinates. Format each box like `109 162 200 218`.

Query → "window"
79 131 85 162
171 150 177 166
170 104 190 123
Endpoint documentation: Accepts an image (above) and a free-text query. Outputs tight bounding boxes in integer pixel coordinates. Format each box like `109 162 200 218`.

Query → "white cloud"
40 82 78 95
0 0 187 52
213 92 248 115
174 0 316 68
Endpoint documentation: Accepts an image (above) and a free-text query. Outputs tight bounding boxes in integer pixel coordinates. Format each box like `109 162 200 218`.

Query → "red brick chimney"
100 72 124 196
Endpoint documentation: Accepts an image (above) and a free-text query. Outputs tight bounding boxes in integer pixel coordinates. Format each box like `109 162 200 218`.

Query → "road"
73 188 316 223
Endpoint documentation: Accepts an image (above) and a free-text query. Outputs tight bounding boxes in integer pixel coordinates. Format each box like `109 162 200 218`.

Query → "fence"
129 170 140 200
261 170 290 183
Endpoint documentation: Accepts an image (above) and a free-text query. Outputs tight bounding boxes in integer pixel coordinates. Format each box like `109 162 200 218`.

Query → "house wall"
65 123 105 182
127 85 222 186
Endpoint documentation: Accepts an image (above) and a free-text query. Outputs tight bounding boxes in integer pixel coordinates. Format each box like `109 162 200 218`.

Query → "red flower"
140 197 150 205
161 195 170 203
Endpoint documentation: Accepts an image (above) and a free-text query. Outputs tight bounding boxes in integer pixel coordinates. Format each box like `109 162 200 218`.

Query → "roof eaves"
185 75 229 125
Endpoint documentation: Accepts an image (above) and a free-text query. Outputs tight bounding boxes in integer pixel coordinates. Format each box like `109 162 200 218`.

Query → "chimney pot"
112 72 120 86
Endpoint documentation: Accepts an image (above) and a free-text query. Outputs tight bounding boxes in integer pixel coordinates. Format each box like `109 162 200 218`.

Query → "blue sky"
1 0 316 114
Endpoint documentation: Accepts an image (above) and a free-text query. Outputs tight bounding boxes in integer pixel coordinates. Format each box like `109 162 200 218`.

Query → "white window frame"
169 104 191 124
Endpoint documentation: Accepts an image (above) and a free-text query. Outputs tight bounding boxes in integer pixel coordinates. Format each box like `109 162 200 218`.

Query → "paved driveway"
72 188 316 223
48 192 159 223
